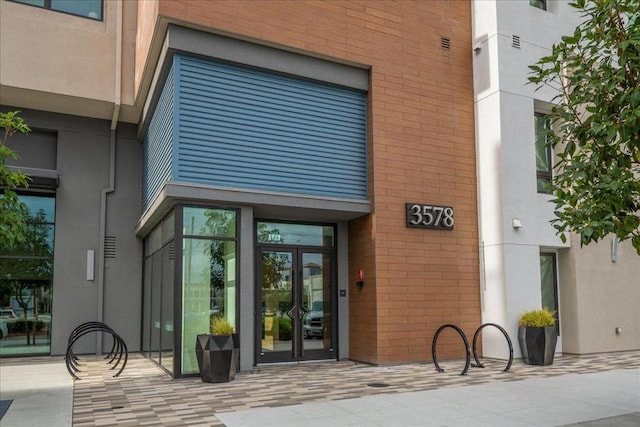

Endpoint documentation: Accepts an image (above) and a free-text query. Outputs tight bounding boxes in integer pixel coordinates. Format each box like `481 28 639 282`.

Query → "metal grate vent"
105 236 117 259
512 35 521 48
441 37 451 50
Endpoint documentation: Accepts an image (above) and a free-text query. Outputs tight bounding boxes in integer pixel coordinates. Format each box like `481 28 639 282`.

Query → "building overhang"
136 182 371 237
0 85 139 124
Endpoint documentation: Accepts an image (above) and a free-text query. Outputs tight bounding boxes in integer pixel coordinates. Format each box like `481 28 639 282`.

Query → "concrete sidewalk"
0 352 639 426
0 357 73 427
217 368 640 426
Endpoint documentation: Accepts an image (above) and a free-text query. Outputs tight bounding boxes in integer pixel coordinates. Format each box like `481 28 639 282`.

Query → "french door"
257 248 335 363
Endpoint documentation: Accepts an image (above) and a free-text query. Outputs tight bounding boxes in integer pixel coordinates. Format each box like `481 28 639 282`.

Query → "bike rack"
471 323 513 372
65 321 128 380
431 324 471 376
432 323 513 376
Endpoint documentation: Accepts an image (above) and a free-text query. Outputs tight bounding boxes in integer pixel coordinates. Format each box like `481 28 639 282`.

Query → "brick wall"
148 0 480 364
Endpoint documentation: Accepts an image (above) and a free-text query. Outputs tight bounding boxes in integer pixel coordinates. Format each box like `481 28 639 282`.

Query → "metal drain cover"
366 382 390 388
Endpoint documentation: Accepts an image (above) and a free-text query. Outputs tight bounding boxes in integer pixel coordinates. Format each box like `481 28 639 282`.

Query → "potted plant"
195 316 240 383
518 307 557 366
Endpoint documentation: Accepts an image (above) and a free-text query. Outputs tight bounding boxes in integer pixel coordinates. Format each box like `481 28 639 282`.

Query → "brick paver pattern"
71 350 640 426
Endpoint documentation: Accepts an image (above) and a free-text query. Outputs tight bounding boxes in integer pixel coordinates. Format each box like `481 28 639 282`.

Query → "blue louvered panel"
142 65 175 210
175 55 367 200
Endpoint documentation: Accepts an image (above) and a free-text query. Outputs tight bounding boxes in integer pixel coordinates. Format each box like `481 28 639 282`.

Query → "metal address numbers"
406 203 454 230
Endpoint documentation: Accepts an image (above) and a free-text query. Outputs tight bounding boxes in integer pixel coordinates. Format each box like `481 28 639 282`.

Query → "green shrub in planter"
518 308 557 366
519 308 556 328
210 316 236 335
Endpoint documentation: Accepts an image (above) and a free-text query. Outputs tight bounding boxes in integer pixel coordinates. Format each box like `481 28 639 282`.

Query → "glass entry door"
258 248 334 363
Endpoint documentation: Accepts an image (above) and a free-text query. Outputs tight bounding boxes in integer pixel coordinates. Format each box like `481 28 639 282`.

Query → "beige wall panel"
0 1 136 120
562 235 640 354
1 1 114 101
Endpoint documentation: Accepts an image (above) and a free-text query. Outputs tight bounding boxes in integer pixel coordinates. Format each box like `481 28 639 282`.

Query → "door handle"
299 306 309 322
286 305 297 320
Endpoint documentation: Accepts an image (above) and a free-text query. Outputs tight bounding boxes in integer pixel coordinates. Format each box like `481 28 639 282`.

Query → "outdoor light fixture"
87 250 95 281
512 218 523 229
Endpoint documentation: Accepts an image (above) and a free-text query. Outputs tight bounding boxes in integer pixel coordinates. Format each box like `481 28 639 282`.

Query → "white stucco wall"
473 0 582 359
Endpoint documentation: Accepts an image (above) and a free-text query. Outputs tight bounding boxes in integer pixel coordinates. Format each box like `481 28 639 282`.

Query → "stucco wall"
2 107 142 355
560 236 640 354
0 0 137 122
472 0 582 358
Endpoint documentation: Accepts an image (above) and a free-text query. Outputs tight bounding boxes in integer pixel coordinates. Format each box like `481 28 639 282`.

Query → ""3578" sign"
406 203 454 230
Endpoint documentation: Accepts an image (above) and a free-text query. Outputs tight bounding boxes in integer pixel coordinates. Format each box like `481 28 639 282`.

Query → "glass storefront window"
540 253 559 333
143 213 175 373
143 207 237 376
257 222 334 247
160 242 175 372
0 194 55 357
183 207 236 238
181 208 237 375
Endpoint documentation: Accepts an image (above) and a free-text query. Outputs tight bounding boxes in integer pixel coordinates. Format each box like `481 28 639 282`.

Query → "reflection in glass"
302 253 332 352
257 222 334 247
261 251 293 356
51 0 102 19
183 208 236 238
540 253 559 332
160 242 175 372
0 195 54 356
142 257 152 355
11 0 45 7
530 0 546 10
182 238 236 374
13 0 102 19
150 251 161 363
143 207 237 376
19 195 55 223
143 222 175 372
0 258 52 355
535 113 552 193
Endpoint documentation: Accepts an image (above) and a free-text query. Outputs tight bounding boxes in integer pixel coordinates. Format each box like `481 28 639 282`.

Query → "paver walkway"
71 350 640 426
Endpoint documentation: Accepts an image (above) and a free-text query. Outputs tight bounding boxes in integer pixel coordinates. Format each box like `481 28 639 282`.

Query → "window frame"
8 0 104 21
535 112 553 194
0 193 56 357
540 252 560 335
530 0 547 11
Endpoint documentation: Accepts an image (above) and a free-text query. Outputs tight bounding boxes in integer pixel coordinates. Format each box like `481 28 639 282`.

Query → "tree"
528 0 640 254
1 111 31 247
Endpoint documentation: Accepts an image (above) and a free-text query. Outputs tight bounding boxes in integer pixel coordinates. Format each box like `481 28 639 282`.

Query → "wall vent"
105 236 117 259
441 37 451 50
512 35 521 48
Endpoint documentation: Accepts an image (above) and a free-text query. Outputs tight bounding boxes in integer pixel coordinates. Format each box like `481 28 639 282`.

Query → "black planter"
195 333 240 383
518 326 557 366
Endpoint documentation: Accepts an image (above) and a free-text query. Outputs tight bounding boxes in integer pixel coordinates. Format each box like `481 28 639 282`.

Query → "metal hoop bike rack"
65 321 128 380
431 324 471 376
432 323 512 376
471 323 513 372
